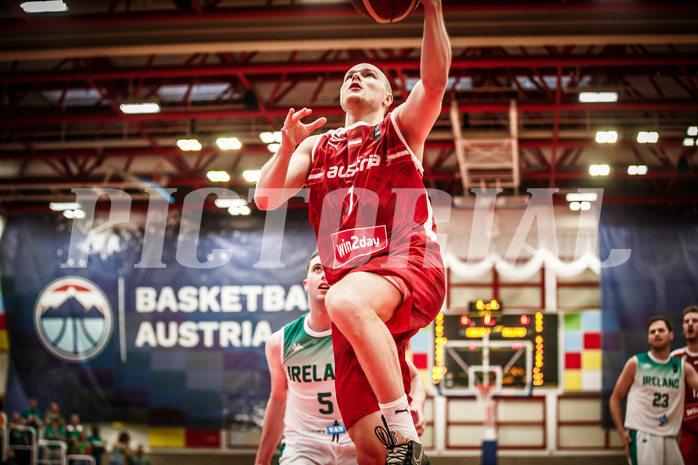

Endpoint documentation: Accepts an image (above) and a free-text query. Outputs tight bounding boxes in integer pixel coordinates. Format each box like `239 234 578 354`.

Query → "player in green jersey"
610 315 698 465
255 253 426 465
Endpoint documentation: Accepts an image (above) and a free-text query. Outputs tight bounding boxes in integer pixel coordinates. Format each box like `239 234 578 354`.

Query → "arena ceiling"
0 0 697 213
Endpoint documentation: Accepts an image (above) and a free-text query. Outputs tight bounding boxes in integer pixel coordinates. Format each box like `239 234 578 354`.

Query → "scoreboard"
433 300 559 392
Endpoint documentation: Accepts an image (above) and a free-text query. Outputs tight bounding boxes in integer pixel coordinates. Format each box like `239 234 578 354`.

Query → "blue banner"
0 208 317 429
599 204 698 426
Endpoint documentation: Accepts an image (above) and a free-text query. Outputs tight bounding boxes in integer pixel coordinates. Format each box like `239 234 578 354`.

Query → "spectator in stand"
66 413 84 442
72 430 93 457
129 444 152 465
43 417 66 442
20 398 42 435
44 402 64 427
107 431 132 465
9 412 24 428
87 424 105 465
9 412 32 465
42 416 66 462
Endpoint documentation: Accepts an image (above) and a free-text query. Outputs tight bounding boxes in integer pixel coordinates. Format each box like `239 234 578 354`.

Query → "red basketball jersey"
671 347 698 435
307 112 440 284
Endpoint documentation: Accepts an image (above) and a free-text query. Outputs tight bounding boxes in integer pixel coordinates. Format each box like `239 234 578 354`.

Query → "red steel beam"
1 2 696 32
0 4 359 31
2 55 698 85
427 139 691 150
521 170 698 180
0 139 689 162
0 145 271 161
3 101 698 127
1 169 694 189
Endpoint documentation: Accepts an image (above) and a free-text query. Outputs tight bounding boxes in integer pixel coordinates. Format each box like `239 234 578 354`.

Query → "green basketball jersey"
625 352 685 436
281 314 351 445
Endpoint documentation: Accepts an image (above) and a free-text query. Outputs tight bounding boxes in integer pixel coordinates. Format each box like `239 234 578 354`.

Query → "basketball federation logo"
34 277 113 363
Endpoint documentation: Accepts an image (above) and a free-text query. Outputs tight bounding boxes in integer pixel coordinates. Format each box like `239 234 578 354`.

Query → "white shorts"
278 434 357 465
628 429 684 465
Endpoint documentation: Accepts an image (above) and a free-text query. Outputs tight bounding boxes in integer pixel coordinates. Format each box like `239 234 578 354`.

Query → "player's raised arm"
685 360 698 391
254 108 326 210
255 330 288 465
393 0 451 160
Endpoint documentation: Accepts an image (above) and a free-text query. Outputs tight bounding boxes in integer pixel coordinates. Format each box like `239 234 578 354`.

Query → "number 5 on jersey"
318 392 334 414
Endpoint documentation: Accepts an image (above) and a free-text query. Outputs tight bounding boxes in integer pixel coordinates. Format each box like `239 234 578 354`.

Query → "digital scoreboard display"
433 300 558 391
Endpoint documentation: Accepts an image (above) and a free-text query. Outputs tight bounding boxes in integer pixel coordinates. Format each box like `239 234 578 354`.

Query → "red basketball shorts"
680 428 698 465
331 245 445 430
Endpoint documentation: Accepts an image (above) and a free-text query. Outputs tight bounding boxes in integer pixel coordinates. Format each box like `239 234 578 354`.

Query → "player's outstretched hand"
281 108 327 148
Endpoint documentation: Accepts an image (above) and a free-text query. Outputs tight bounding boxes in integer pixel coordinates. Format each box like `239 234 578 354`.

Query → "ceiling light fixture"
50 202 81 211
636 132 658 143
687 126 698 137
565 192 598 202
569 201 592 211
63 209 86 219
206 171 230 182
20 1 68 13
589 164 610 176
578 92 618 103
242 170 261 183
595 131 618 144
177 139 202 151
627 165 648 175
228 205 252 216
119 102 161 114
214 198 247 208
216 137 242 150
259 131 282 144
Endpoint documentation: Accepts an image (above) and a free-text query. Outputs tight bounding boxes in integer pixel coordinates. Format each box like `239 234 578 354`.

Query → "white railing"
66 454 96 465
8 424 37 465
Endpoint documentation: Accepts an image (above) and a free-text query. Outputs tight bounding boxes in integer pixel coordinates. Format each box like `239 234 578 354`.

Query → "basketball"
352 0 420 24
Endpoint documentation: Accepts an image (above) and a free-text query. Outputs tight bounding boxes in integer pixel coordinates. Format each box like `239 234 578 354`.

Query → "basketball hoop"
474 383 497 441
474 382 496 401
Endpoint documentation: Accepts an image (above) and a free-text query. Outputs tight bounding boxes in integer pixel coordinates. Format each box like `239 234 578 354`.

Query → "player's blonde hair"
306 251 320 276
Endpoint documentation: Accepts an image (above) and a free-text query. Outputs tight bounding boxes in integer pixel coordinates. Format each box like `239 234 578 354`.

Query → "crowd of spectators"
2 398 152 465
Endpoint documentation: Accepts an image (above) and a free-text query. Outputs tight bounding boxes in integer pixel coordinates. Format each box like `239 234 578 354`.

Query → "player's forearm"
255 399 287 465
608 395 625 434
410 372 426 408
420 1 451 93
254 142 296 210
685 363 698 391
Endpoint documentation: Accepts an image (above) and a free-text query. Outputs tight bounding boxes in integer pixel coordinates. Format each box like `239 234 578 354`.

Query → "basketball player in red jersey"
671 305 698 465
254 1 450 463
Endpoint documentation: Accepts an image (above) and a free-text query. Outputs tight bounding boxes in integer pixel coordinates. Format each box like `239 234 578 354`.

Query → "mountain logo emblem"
34 277 113 363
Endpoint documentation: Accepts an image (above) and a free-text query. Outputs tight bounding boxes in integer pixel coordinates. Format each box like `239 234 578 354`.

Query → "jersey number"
652 393 669 408
317 392 334 414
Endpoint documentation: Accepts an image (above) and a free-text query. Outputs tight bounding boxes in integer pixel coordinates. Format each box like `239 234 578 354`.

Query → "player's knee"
325 290 367 331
